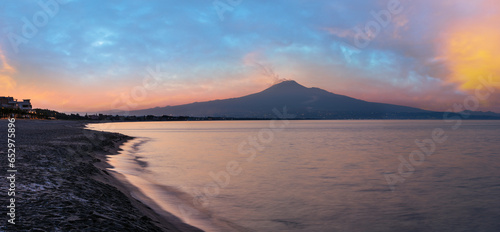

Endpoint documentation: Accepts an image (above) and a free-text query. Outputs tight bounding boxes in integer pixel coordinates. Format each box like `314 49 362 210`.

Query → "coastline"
0 119 202 231
90 128 204 232
88 122 251 232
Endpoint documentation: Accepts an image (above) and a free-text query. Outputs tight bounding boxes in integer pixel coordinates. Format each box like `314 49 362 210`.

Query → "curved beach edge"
85 122 204 232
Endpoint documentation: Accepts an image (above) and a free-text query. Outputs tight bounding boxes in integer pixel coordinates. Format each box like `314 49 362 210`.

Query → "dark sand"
0 120 202 231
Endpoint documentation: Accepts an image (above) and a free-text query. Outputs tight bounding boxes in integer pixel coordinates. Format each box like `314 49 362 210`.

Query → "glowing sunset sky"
1 0 500 113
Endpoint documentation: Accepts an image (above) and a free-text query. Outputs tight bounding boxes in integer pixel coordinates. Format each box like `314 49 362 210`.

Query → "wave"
113 137 249 232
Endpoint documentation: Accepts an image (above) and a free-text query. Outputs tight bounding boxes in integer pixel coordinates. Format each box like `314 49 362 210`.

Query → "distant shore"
0 119 202 231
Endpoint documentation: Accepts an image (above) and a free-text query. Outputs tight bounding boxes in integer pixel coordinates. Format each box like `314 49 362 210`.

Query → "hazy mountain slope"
124 80 429 118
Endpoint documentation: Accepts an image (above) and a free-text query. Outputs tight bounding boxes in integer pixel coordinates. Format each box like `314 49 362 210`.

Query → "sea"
87 120 500 232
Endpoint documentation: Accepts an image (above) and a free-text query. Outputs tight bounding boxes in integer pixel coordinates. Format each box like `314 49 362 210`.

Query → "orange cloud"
0 48 16 91
445 24 500 90
442 3 500 92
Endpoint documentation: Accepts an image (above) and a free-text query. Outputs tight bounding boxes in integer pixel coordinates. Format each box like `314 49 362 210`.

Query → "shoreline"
0 119 202 231
87 122 252 232
86 123 229 232
91 132 208 232
89 128 204 232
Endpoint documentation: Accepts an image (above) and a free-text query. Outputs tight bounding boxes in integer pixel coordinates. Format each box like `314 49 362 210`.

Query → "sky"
1 0 500 113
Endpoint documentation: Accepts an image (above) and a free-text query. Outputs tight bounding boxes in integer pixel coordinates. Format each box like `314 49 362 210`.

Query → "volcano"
121 80 435 119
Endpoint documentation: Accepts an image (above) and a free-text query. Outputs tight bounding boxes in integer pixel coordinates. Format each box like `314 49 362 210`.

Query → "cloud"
440 9 500 92
0 0 499 112
0 48 16 91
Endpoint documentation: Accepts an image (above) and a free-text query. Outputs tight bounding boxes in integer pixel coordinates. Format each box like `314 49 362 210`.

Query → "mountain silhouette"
122 80 433 119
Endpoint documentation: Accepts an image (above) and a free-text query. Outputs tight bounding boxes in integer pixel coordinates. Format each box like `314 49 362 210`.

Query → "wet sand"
0 119 202 231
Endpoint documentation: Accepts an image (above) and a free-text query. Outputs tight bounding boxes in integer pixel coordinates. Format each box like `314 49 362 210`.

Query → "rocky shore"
0 120 202 231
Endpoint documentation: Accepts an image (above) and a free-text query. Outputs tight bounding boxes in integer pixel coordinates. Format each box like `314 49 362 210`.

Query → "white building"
0 97 32 110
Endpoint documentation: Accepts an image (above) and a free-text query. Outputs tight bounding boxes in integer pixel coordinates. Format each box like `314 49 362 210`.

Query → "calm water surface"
88 120 500 232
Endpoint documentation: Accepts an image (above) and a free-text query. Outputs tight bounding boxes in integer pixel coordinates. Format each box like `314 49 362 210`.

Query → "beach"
0 119 202 231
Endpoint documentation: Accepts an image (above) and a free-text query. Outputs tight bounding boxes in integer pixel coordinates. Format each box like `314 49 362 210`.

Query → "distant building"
18 99 32 110
0 97 15 108
0 97 32 110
